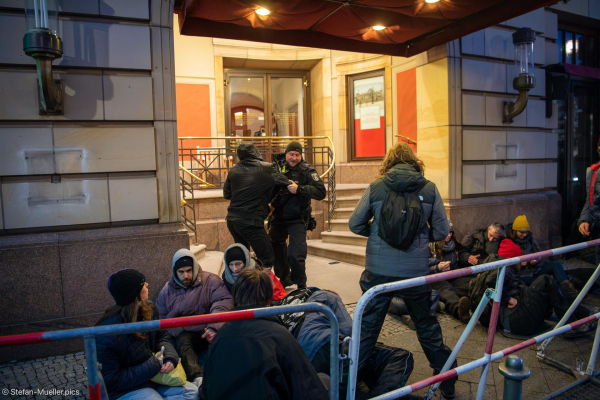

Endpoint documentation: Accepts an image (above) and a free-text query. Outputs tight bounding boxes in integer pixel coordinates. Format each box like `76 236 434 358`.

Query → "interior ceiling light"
256 8 270 16
373 25 386 31
425 0 440 3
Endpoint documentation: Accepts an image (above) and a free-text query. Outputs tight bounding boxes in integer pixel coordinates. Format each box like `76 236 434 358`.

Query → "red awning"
563 64 600 80
177 0 557 57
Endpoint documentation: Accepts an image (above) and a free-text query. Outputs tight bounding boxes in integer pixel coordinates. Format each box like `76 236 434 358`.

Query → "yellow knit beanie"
512 215 529 232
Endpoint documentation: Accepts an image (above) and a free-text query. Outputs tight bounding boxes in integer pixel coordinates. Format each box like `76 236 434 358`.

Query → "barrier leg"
425 288 494 400
84 336 102 400
538 263 600 355
586 319 600 375
476 266 507 400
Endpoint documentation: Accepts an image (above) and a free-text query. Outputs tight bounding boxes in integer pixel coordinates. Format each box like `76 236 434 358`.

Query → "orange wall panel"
176 83 211 158
396 68 417 152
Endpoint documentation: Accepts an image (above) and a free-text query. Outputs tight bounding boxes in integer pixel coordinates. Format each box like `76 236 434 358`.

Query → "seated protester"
156 249 234 388
508 215 577 298
428 221 473 323
467 239 594 337
202 269 329 400
458 223 505 267
220 243 286 302
279 288 414 400
96 269 199 400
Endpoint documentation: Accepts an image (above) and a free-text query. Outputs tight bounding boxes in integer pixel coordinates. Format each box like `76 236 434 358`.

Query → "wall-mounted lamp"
23 0 64 115
503 28 536 123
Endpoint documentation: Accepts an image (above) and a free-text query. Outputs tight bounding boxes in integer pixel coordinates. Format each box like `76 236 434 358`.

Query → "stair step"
307 240 365 266
330 196 361 208
329 219 350 231
191 244 207 260
333 207 356 219
333 184 369 197
322 231 367 246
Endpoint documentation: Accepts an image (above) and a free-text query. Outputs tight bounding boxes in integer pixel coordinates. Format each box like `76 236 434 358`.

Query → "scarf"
443 239 455 253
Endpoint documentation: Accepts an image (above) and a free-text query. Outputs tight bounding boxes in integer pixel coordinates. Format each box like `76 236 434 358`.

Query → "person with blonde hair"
349 141 456 399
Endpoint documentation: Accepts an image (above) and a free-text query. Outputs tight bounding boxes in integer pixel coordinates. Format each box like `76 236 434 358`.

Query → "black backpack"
278 288 314 337
377 180 428 251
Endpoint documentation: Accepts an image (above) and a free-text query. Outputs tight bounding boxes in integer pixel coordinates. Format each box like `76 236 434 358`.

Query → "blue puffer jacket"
295 290 353 361
349 163 449 278
96 305 179 400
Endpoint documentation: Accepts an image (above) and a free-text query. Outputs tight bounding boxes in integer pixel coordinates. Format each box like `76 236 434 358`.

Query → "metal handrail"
346 238 600 400
0 302 341 400
395 134 417 144
179 164 215 188
178 135 336 178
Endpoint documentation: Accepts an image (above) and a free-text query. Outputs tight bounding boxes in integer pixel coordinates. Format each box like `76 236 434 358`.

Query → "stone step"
307 240 365 266
333 184 369 197
333 207 356 219
322 231 367 246
330 196 361 208
329 219 350 231
191 244 207 260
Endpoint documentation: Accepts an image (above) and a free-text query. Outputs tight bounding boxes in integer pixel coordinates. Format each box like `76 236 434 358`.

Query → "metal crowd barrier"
0 303 340 400
347 239 600 400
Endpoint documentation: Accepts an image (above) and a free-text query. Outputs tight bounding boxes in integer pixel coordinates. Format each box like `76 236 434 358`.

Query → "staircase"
307 184 368 266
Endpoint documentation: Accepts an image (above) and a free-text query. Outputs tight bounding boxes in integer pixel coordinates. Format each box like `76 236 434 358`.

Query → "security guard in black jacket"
269 141 326 288
224 143 290 271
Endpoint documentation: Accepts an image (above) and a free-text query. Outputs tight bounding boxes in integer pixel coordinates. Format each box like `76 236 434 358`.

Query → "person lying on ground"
156 249 233 388
202 269 329 400
219 242 286 302
96 269 199 400
507 215 577 297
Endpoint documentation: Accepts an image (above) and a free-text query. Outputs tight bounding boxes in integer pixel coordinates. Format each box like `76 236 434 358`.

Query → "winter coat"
156 271 234 337
348 163 449 278
224 143 290 224
271 160 326 222
222 270 286 302
458 229 501 267
96 304 178 400
202 306 329 400
295 290 353 361
428 241 460 274
579 162 600 232
506 222 544 277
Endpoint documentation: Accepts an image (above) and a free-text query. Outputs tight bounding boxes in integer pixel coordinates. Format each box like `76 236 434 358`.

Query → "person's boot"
436 301 446 313
560 280 579 299
457 297 471 324
279 275 294 288
563 320 597 339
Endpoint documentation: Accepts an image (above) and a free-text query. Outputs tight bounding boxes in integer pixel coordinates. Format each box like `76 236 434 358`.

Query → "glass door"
269 77 305 137
227 76 266 137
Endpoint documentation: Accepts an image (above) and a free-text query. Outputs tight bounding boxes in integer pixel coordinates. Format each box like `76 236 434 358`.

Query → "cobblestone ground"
1 260 599 399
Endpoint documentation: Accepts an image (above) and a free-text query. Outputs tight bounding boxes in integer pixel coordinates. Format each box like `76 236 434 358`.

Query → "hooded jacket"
506 222 544 276
271 159 326 222
202 305 329 400
579 161 600 230
223 143 290 224
96 304 178 400
348 163 449 278
156 249 234 336
458 229 501 267
220 243 286 301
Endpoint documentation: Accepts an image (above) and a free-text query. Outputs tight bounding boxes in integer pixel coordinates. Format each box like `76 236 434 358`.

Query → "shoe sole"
458 297 471 324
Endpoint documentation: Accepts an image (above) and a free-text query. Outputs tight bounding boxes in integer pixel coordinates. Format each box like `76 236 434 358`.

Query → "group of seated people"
96 244 417 400
95 214 598 400
390 215 598 338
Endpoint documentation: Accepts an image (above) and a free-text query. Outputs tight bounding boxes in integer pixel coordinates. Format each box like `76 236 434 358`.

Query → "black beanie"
174 256 194 272
285 141 302 155
107 269 146 306
225 246 246 266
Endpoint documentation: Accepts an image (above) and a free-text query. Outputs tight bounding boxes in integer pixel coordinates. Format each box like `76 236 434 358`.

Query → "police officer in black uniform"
224 143 290 272
269 141 326 288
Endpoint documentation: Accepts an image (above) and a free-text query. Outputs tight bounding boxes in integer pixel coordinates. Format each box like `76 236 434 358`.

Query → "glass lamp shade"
24 0 59 34
512 28 536 77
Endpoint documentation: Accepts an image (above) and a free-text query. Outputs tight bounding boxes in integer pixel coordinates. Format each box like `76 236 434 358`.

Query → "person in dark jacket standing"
269 141 326 288
156 249 234 388
202 269 329 400
96 269 199 400
458 223 504 267
348 142 456 399
224 143 290 272
578 139 600 263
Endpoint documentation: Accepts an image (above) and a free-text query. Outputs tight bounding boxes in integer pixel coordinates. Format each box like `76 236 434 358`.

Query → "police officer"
578 138 600 263
224 143 290 273
269 141 326 288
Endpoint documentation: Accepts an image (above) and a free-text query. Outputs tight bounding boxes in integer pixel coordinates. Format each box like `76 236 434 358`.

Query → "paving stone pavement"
1 260 599 399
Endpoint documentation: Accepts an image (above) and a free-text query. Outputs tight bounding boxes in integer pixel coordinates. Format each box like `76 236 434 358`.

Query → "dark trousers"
226 219 275 268
174 331 208 381
508 275 590 336
311 340 414 400
432 277 472 320
520 261 568 286
359 270 457 392
269 218 307 286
